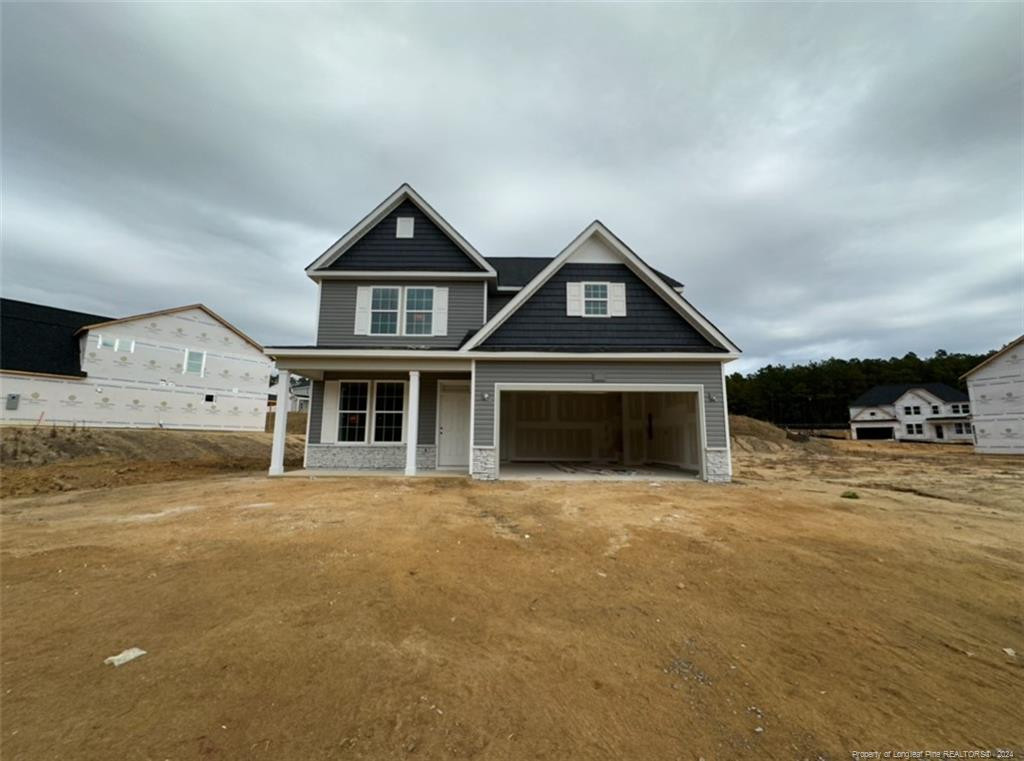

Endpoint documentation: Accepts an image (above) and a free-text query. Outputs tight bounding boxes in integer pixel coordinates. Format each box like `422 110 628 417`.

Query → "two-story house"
848 383 973 443
265 184 741 481
961 335 1023 454
0 299 273 431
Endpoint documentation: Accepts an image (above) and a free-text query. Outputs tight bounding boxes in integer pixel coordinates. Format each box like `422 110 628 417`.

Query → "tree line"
725 349 992 427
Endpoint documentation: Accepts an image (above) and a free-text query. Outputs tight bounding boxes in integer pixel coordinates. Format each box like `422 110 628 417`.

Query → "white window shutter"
433 287 449 336
320 381 340 444
610 283 627 316
566 282 583 316
354 287 371 335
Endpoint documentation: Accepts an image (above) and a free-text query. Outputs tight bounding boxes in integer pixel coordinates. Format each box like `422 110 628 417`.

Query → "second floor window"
405 288 433 335
358 285 447 337
371 287 400 335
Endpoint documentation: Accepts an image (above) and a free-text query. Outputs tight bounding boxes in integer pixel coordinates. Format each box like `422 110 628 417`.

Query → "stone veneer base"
306 444 437 471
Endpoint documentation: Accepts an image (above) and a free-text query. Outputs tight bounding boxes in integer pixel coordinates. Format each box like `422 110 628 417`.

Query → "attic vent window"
396 217 415 239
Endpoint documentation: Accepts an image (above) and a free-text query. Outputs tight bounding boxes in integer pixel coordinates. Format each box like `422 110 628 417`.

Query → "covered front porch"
267 357 474 477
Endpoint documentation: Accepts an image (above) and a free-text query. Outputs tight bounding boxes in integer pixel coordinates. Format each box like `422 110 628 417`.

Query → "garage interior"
498 390 702 479
854 426 895 440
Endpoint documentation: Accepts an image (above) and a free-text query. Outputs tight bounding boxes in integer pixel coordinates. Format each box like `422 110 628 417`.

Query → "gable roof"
462 221 739 353
850 383 968 407
306 184 496 277
960 335 1024 379
76 304 263 351
486 256 683 290
1 298 113 377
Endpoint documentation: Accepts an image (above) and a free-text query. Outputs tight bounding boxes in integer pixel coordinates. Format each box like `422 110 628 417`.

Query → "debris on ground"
103 648 147 667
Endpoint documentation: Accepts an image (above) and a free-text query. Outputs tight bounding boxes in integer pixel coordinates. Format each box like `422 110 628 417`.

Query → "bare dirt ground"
0 427 304 498
1 422 1021 760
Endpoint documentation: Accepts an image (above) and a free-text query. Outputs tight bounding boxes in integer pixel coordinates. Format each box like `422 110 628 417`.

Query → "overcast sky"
2 3 1021 373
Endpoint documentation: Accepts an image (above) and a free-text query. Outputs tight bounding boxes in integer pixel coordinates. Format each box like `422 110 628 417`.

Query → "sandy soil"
1 435 1021 759
0 427 304 497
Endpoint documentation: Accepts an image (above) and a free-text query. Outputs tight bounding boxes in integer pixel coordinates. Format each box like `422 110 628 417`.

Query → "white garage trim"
493 382 707 479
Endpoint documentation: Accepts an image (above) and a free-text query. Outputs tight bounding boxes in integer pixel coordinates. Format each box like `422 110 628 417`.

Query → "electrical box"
6 393 20 410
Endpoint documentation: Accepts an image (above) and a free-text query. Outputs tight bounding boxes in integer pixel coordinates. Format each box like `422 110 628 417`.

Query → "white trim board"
267 348 738 362
460 221 740 354
306 184 497 277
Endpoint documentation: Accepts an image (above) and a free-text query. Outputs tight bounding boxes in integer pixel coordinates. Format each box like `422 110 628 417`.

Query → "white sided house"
265 184 740 481
961 335 1024 455
849 383 973 443
0 300 273 431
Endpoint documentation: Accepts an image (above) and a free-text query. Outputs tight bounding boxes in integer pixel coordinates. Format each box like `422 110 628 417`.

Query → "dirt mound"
0 427 303 497
729 415 832 454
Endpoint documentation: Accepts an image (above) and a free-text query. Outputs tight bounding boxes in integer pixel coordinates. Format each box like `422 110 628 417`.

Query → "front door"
438 382 471 468
935 425 944 440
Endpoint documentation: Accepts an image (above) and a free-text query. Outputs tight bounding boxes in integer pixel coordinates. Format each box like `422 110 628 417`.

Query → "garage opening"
855 426 894 440
498 390 702 479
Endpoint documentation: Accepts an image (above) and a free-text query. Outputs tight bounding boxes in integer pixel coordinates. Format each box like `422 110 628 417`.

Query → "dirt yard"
1 425 1021 759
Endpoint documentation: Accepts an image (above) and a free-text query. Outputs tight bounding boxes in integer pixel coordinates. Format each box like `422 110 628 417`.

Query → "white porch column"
269 370 290 476
405 370 420 476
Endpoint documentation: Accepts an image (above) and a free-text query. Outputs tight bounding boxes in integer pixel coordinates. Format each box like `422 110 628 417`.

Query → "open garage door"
497 389 702 477
855 426 894 440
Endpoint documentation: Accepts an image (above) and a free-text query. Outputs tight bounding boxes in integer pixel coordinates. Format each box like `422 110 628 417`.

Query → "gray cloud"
2 3 1021 372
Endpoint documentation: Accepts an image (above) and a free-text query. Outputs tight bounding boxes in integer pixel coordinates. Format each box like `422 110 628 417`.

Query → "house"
960 335 1023 454
848 383 973 442
0 299 274 431
264 184 740 481
269 377 311 412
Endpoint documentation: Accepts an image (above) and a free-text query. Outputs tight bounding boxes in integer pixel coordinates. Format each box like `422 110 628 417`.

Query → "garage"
854 426 895 440
497 388 703 478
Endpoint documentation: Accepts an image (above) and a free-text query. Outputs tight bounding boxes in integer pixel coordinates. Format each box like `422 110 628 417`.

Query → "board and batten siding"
308 372 469 446
317 281 484 349
472 361 728 448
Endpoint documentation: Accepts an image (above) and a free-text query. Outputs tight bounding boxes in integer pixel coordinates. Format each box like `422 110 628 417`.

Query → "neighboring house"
265 184 740 481
0 299 273 431
960 335 1023 455
269 378 311 412
848 383 973 442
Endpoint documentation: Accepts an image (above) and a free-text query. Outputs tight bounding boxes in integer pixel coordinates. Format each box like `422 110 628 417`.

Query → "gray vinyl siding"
308 372 469 446
308 380 324 444
472 361 727 448
478 263 721 352
325 200 486 272
317 281 485 348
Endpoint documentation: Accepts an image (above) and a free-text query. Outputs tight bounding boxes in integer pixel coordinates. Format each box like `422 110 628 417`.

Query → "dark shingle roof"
851 383 968 407
485 257 683 289
1 298 113 377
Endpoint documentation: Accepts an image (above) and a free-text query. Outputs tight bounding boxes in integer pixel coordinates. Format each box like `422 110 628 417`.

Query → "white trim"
405 371 420 475
460 221 740 353
396 216 415 239
306 184 497 276
720 362 732 480
309 271 493 281
469 360 476 473
492 382 708 481
496 286 521 293
267 348 739 361
314 281 323 343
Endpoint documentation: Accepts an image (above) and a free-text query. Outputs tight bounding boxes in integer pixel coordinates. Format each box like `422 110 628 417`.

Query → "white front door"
438 382 471 468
